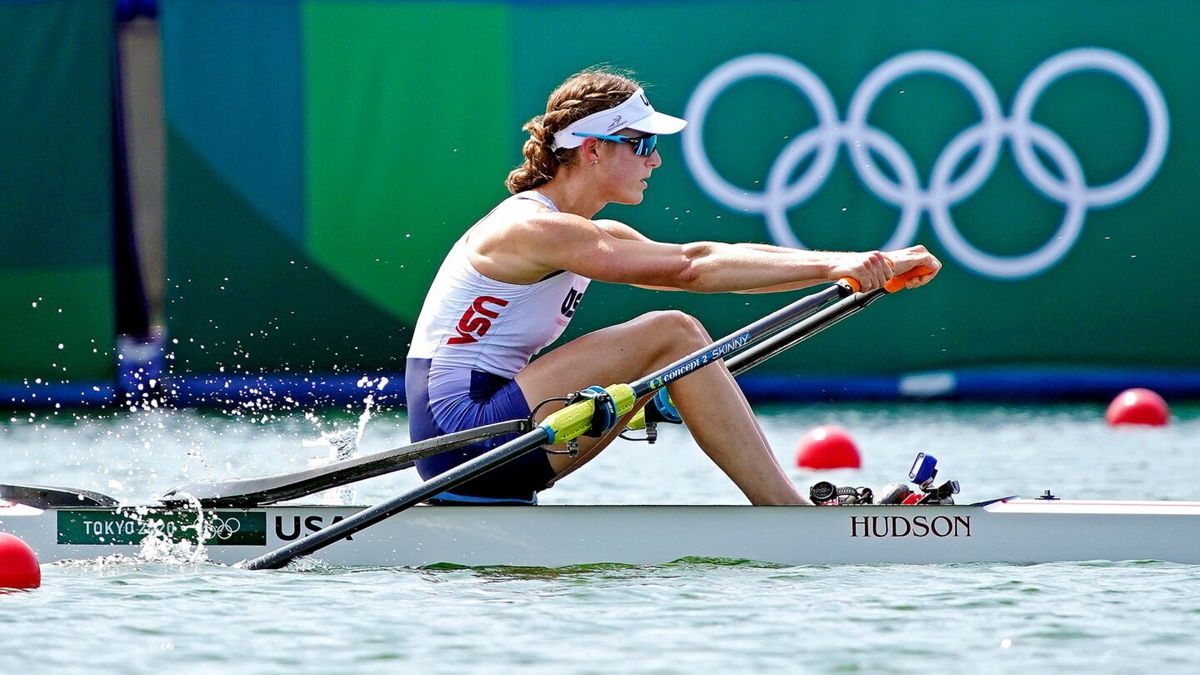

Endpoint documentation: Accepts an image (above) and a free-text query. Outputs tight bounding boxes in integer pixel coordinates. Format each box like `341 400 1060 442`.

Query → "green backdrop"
161 0 1199 377
0 0 116 384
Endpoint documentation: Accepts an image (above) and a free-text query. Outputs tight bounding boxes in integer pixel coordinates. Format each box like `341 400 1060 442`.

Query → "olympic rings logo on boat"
208 516 242 540
682 48 1169 279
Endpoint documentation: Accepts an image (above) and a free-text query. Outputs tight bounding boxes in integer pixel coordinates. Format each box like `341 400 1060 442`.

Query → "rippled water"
3 401 1200 673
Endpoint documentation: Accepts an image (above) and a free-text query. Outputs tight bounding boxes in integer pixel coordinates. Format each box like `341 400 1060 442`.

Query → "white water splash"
133 497 212 564
300 377 390 505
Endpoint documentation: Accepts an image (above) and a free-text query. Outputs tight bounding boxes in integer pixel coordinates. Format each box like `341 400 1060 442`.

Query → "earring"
591 159 599 166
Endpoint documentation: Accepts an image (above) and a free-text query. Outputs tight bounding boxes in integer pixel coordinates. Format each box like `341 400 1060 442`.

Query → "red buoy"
1106 388 1170 427
0 533 41 589
795 425 861 470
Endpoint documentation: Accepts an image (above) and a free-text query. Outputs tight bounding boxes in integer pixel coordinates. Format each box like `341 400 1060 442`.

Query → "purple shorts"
406 358 555 504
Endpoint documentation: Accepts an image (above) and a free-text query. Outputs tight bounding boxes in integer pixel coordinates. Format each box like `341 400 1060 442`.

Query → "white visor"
550 88 688 150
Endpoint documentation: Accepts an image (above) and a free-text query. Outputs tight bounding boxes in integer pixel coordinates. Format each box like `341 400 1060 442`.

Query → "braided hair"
505 67 642 194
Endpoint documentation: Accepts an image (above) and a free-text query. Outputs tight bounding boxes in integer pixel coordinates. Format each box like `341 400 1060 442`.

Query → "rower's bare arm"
596 219 942 292
592 224 841 293
593 219 652 242
733 243 942 292
525 214 899 292
593 219 679 291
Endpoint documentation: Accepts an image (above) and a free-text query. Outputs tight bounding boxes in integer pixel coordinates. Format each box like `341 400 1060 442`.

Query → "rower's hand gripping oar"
241 266 932 571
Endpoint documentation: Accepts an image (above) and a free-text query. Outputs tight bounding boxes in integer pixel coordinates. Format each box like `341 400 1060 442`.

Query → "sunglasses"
572 132 659 157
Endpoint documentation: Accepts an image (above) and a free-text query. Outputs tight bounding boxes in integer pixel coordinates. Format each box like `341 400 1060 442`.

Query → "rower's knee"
640 310 711 352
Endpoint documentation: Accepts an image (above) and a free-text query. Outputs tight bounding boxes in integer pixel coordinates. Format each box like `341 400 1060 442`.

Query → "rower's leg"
516 311 808 505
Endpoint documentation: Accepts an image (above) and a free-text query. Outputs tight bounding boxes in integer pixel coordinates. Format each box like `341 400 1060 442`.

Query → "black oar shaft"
163 419 530 508
629 282 849 397
725 286 887 375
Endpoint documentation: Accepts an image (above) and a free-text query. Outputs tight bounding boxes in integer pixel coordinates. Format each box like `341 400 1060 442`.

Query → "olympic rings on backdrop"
682 48 1169 279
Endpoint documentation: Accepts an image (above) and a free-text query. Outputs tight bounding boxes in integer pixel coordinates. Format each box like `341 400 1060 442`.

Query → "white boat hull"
3 499 1200 567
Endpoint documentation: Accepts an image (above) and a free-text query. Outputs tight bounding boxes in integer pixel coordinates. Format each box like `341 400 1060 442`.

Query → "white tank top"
407 191 590 400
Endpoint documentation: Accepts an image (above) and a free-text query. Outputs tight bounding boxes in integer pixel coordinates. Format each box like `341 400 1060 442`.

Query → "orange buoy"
0 533 41 589
795 425 861 470
1106 388 1170 427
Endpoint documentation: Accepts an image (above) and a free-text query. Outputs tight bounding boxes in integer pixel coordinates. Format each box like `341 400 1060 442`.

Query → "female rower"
406 67 940 505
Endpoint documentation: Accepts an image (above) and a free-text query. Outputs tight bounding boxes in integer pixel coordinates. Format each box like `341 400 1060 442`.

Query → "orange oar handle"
840 265 935 294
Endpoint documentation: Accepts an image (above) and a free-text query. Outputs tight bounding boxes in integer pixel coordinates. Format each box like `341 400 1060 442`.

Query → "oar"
240 272 922 570
159 419 530 508
626 266 932 430
725 268 931 374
